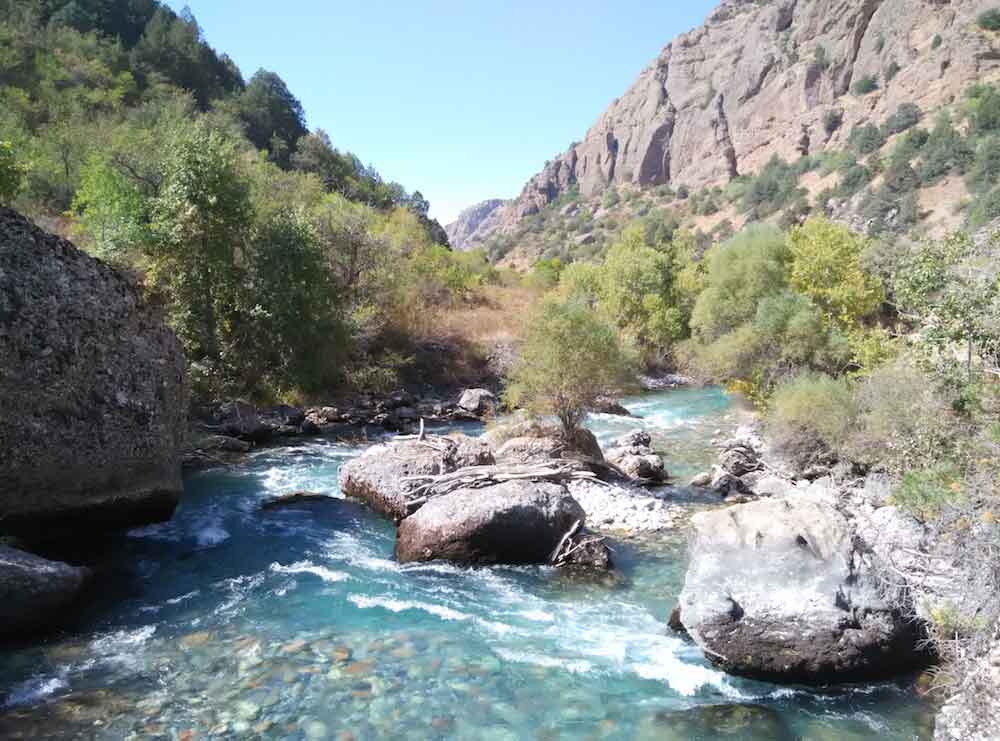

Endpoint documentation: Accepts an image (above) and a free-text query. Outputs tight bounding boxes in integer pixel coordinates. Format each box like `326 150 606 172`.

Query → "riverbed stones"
395 480 586 565
604 430 667 484
0 545 91 637
0 207 187 537
678 492 926 682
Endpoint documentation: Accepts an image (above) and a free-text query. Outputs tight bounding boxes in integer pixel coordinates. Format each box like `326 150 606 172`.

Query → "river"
0 387 933 739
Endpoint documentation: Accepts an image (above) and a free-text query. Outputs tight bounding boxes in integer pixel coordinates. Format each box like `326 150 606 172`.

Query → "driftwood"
402 462 609 507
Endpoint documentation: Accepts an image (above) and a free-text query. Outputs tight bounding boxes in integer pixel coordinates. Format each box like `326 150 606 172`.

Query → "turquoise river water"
0 388 934 739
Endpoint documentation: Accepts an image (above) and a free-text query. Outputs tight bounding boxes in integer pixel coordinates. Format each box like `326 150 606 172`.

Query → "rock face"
679 490 925 682
935 635 1000 741
337 435 495 522
471 0 1000 241
395 480 584 564
445 199 509 251
0 208 187 537
0 545 91 637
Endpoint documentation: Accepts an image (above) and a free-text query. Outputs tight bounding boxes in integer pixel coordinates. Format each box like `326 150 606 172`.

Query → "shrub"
602 187 620 208
978 10 1000 31
504 298 634 435
676 184 690 199
852 75 879 96
883 103 922 136
814 45 830 70
967 83 1000 134
968 184 1000 227
892 127 930 162
836 163 873 197
767 373 856 469
741 155 805 217
932 34 943 49
0 141 26 205
893 464 965 521
885 61 901 83
824 109 844 135
849 123 886 155
917 113 974 184
968 136 1000 192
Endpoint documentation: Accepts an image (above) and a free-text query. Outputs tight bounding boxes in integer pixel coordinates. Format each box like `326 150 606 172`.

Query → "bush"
676 184 690 199
967 83 1000 134
836 163 873 197
918 113 974 184
885 61 901 83
849 123 886 155
741 155 805 217
504 298 634 435
968 185 1000 227
932 34 943 49
893 464 965 521
824 109 844 135
892 127 930 162
0 141 26 205
767 373 856 469
967 136 1000 193
883 103 922 136
978 10 1000 31
852 75 879 96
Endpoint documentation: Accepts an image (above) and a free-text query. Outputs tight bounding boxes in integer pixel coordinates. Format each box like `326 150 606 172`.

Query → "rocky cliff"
445 198 509 250
460 0 1000 248
0 208 187 538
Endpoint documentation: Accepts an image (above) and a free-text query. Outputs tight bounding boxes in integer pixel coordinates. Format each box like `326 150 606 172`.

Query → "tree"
146 125 252 366
0 140 26 205
787 217 884 326
238 69 307 165
505 299 634 435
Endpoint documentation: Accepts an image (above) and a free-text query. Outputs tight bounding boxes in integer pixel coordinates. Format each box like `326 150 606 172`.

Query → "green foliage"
848 123 885 155
917 113 974 184
932 34 943 49
0 140 27 204
978 9 1000 31
966 83 1000 134
767 373 856 468
787 218 884 326
883 103 922 136
824 109 843 135
741 155 806 217
238 69 307 165
967 135 1000 192
852 75 879 96
836 161 873 198
813 45 830 71
884 61 900 83
894 465 965 521
969 184 1000 226
504 299 634 435
689 225 788 343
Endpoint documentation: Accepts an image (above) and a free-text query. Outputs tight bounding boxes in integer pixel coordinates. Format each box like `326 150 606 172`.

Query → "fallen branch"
550 519 582 563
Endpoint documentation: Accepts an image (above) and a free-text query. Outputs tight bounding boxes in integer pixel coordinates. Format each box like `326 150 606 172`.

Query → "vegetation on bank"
0 0 501 400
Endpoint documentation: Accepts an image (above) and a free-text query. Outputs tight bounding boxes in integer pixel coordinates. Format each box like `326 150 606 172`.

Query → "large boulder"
395 480 585 565
0 208 187 538
337 435 494 522
0 545 91 637
678 491 926 683
456 388 496 416
604 429 667 483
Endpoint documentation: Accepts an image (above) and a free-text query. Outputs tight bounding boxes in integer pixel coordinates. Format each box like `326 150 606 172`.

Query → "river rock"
395 481 586 565
456 388 497 416
338 435 494 522
0 207 186 537
592 398 635 417
494 436 564 465
678 492 926 682
0 545 91 637
604 429 667 483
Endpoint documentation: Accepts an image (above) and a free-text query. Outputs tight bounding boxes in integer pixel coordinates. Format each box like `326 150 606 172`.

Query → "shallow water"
0 388 933 739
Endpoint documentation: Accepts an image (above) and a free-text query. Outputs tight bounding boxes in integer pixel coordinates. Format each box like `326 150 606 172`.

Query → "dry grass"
431 283 539 348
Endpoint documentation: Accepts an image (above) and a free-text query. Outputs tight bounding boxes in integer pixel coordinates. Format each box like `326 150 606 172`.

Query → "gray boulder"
0 545 91 637
337 435 494 522
456 388 497 416
679 492 926 682
604 429 667 483
935 637 1000 741
0 208 186 538
395 481 586 565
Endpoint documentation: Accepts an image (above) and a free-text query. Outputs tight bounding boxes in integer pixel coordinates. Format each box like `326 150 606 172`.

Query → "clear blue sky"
168 1 717 224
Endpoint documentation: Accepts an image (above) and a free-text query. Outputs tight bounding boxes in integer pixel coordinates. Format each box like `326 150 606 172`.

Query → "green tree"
238 69 307 165
146 125 252 367
505 299 634 435
787 217 884 326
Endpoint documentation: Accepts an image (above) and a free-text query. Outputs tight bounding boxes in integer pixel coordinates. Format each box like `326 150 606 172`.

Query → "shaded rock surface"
0 208 186 537
456 388 497 416
395 481 584 565
679 489 926 682
0 545 91 637
444 199 509 251
935 635 1000 741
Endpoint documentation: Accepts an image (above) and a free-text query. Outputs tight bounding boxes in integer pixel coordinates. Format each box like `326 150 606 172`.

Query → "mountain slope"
458 0 1000 251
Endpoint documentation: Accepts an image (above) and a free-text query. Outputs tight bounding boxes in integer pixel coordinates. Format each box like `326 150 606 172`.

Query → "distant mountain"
445 199 509 250
465 0 1000 254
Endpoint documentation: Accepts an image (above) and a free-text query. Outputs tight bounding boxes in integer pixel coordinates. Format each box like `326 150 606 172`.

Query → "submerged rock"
395 480 587 565
646 703 792 740
0 207 186 537
678 492 927 683
338 435 494 521
0 545 91 637
259 492 338 511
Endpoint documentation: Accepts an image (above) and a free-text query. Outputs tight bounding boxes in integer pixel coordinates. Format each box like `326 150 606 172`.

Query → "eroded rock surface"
0 208 187 537
679 490 926 682
0 545 91 637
